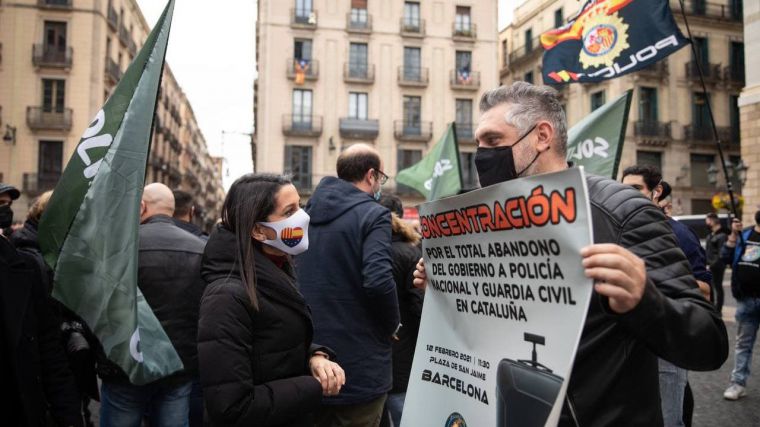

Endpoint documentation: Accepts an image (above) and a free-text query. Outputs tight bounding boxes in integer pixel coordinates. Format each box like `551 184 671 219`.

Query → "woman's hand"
309 354 346 396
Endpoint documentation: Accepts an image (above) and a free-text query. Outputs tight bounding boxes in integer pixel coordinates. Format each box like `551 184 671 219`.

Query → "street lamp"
735 158 749 187
707 163 718 186
3 125 16 145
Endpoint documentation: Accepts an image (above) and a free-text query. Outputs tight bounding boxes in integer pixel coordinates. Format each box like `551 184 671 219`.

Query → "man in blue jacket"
297 144 401 427
721 211 760 400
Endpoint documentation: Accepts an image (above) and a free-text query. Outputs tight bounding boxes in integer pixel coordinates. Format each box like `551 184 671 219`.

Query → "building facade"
500 0 745 215
739 0 759 224
254 0 499 204
0 0 224 227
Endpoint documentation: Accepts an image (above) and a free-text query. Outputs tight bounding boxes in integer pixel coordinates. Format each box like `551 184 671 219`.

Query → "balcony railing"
685 60 722 82
724 65 745 86
27 106 73 131
291 8 318 29
282 114 323 137
107 6 118 29
636 59 669 79
38 0 72 9
672 0 743 22
397 66 429 87
455 123 475 142
400 18 425 37
508 36 543 67
346 12 372 33
286 58 319 81
343 63 375 84
684 124 731 142
32 44 73 68
394 120 433 142
23 173 60 196
105 58 122 83
634 120 672 139
452 22 477 40
339 117 379 140
118 25 130 46
450 70 480 90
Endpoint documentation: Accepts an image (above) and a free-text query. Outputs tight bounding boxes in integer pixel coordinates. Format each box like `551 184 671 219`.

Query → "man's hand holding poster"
402 167 594 427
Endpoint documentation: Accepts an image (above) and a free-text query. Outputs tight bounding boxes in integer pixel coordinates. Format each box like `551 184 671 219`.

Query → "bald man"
297 144 400 427
99 183 207 427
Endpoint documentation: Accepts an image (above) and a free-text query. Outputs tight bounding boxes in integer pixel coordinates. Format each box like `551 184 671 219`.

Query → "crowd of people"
0 81 754 427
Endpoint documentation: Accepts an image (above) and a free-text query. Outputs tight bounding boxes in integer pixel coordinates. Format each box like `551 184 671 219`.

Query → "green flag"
566 90 633 179
38 0 182 385
396 123 462 201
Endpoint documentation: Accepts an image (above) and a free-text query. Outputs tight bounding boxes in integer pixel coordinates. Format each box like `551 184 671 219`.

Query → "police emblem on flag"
579 11 629 69
281 227 304 247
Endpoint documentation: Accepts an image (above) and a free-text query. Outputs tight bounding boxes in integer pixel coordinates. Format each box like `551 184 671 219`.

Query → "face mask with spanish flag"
258 208 311 255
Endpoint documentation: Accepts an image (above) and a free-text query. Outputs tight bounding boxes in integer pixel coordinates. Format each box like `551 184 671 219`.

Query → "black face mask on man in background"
474 124 540 188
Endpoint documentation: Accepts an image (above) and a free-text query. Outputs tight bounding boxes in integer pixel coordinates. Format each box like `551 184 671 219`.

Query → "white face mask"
257 208 310 255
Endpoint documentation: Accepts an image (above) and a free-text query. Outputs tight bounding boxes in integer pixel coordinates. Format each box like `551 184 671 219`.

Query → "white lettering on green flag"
38 0 182 385
566 90 632 179
396 123 463 201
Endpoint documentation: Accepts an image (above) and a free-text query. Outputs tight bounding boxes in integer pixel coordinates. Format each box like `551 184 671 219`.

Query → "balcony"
685 60 722 83
107 6 118 30
724 65 745 87
37 0 72 9
291 8 317 29
339 117 379 140
27 106 73 131
684 124 731 143
23 173 60 196
508 36 543 68
450 70 480 90
452 23 477 41
105 58 122 83
128 38 137 56
32 44 72 68
635 59 669 80
343 63 375 84
455 123 475 142
400 18 425 38
282 114 323 137
118 25 130 46
394 120 433 142
286 58 319 81
346 12 372 33
673 0 743 23
634 120 672 146
397 66 429 87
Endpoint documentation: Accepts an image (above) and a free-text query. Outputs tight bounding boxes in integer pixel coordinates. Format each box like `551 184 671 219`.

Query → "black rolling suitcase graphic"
496 333 563 427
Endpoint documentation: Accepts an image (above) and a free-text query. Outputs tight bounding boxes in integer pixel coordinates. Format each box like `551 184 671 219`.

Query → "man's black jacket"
558 175 728 427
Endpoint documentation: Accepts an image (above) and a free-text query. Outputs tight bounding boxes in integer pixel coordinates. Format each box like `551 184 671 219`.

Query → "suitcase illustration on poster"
496 333 563 427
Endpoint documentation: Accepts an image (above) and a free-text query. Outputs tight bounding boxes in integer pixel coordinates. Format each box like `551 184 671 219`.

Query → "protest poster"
402 167 594 427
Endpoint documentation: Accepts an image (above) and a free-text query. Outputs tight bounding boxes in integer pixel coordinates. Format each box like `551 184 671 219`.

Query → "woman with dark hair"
197 173 345 426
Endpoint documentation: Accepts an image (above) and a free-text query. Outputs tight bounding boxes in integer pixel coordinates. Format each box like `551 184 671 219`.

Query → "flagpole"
677 0 740 222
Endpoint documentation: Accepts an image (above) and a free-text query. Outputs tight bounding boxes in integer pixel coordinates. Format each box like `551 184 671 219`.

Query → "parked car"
672 213 731 245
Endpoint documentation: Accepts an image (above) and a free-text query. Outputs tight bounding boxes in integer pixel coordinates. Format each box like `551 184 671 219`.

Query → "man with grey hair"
415 82 727 426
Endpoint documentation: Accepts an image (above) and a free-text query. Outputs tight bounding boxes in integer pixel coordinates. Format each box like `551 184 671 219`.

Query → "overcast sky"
135 1 517 189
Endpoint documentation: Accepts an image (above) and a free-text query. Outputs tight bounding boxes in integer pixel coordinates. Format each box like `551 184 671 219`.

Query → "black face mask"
475 124 539 188
0 204 13 229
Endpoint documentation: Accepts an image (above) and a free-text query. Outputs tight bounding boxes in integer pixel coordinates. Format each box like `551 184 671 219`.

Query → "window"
397 149 422 194
294 39 312 61
525 28 533 52
455 99 472 129
403 96 422 133
690 153 715 187
523 71 534 84
295 0 313 21
404 47 421 80
404 2 421 28
731 0 743 20
591 90 606 112
692 92 711 130
455 50 471 73
693 37 709 68
639 87 658 123
730 95 740 145
44 21 67 52
636 151 662 171
42 79 65 113
292 89 313 127
106 37 112 59
348 92 368 120
350 0 368 26
501 40 508 67
38 141 63 190
730 41 745 78
455 6 472 32
349 42 368 78
285 146 313 191
554 8 563 28
460 152 478 189
692 0 706 15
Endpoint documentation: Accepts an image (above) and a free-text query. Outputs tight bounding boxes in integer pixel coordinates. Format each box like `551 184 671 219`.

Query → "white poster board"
402 167 594 427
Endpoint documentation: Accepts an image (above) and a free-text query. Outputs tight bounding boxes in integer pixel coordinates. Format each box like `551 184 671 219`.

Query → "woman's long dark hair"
221 173 292 309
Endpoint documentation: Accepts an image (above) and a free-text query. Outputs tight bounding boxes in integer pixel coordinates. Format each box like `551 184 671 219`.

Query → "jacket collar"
254 247 311 322
142 214 174 225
